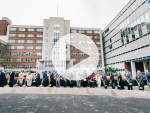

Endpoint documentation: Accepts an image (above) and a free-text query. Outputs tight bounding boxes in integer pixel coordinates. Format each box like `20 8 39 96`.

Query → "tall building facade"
0 17 104 74
102 0 150 77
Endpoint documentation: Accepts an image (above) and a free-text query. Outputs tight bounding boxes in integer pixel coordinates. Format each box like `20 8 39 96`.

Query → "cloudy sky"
0 0 130 30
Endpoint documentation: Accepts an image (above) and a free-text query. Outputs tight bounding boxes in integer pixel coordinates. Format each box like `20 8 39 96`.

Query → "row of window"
7 46 42 49
8 40 43 43
9 34 43 37
71 52 101 56
71 41 100 45
71 58 102 62
9 28 43 32
71 30 99 34
71 35 100 39
0 58 41 63
71 46 101 50
5 65 36 69
7 52 42 56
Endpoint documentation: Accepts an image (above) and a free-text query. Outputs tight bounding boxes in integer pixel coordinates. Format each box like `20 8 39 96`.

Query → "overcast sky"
0 0 130 30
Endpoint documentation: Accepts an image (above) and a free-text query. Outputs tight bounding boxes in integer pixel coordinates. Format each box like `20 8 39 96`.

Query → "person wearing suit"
55 71 60 87
117 72 124 89
62 71 67 87
124 69 133 90
145 70 150 90
0 70 6 87
43 71 48 87
35 71 40 87
82 71 88 87
136 70 144 90
9 69 15 87
19 70 24 87
50 70 54 87
69 72 74 88
96 74 101 88
109 71 115 89
102 72 107 89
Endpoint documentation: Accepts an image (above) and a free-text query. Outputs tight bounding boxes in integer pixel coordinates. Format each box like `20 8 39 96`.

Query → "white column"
143 61 148 71
131 61 136 78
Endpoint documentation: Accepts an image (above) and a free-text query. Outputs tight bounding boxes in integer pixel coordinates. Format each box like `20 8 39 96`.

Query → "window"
26 58 32 62
28 28 34 31
54 33 60 36
35 58 41 62
36 46 42 49
27 40 34 43
87 47 93 50
17 52 23 56
133 20 137 31
19 28 25 31
87 36 92 39
145 11 150 22
97 70 102 73
37 28 43 32
17 46 24 49
16 58 22 62
88 52 93 56
46 33 48 36
72 58 77 62
8 40 15 43
18 40 24 43
79 30 84 33
80 47 85 50
96 53 101 56
109 45 112 49
95 41 100 44
71 30 76 33
27 46 33 49
36 40 42 43
71 41 77 44
94 31 99 34
87 41 93 44
36 34 43 37
5 65 13 69
7 52 14 56
71 52 77 56
46 27 48 30
94 36 100 39
88 58 94 62
26 52 33 56
46 39 48 42
7 46 14 49
6 58 13 62
80 58 85 62
25 65 32 69
97 58 102 62
86 30 92 33
15 65 22 69
141 14 145 27
54 25 60 31
9 28 16 31
9 34 16 37
65 28 67 31
71 35 77 38
18 34 25 37
45 51 47 55
79 41 85 44
110 38 112 43
80 52 85 56
97 64 102 67
36 52 42 56
71 46 77 50
28 34 34 37
45 45 48 49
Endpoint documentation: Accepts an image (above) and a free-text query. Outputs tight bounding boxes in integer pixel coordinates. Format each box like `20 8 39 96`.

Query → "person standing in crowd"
89 73 94 88
145 70 150 90
102 72 107 89
9 69 15 87
19 70 24 87
69 72 74 88
96 74 101 88
43 71 48 87
117 72 124 89
82 70 88 87
109 71 115 89
55 71 60 87
76 73 81 88
50 70 54 87
124 69 133 90
136 70 144 90
26 72 32 87
62 71 67 87
0 70 6 87
35 71 40 87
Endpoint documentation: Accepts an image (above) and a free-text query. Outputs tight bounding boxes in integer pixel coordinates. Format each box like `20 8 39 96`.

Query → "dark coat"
102 74 107 82
109 74 115 83
35 73 40 82
43 73 48 81
0 72 6 87
9 71 15 87
136 73 144 87
50 73 54 81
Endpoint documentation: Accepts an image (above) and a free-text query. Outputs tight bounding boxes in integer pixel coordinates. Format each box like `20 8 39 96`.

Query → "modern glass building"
102 0 150 77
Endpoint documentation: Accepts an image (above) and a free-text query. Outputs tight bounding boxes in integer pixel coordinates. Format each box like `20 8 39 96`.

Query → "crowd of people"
0 69 150 91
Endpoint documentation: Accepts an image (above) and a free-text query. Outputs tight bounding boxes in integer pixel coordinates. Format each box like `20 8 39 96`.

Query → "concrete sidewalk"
0 87 150 99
